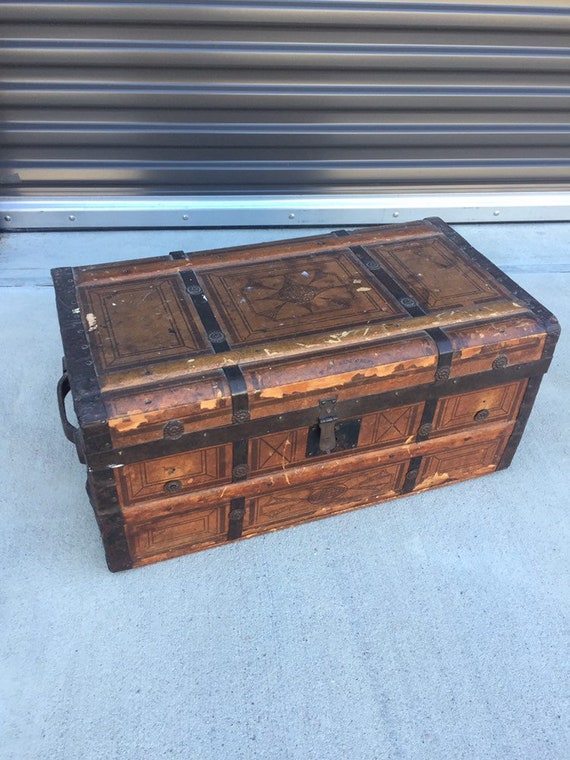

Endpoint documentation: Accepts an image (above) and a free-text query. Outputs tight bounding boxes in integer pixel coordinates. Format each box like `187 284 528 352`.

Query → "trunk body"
52 218 560 571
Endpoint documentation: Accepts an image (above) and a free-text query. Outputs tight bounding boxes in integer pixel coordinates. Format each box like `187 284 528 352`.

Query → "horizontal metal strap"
90 358 551 468
100 300 528 393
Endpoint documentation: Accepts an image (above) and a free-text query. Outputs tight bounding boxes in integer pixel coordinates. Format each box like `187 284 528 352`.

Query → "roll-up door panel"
1 0 570 197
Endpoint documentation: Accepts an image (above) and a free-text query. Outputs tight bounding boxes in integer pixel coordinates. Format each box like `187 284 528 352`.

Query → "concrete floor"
0 223 569 760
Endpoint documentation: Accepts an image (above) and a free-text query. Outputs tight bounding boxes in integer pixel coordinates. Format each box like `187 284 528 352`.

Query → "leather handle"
56 372 86 463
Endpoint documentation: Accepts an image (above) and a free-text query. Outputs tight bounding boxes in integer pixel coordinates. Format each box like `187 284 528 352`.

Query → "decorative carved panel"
129 506 226 558
431 381 527 435
416 437 508 488
197 251 404 346
117 444 231 503
366 237 507 311
359 404 423 447
79 276 210 370
248 462 407 528
249 429 308 474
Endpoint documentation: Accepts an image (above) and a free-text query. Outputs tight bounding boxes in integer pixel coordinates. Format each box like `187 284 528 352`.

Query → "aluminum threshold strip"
2 192 570 230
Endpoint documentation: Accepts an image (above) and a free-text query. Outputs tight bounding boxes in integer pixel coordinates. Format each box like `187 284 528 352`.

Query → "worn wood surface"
125 422 514 568
51 218 559 570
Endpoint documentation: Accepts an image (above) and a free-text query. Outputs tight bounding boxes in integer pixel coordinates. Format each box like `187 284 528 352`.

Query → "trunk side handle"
57 372 86 464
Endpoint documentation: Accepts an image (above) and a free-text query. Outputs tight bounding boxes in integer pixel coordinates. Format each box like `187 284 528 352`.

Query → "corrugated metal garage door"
1 1 570 225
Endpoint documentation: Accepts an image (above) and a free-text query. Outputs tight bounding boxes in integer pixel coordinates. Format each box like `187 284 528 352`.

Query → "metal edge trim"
425 216 561 360
86 358 551 469
5 191 570 230
86 470 132 572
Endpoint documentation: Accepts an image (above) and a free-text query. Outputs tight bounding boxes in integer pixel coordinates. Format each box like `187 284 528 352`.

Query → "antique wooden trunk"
52 218 560 571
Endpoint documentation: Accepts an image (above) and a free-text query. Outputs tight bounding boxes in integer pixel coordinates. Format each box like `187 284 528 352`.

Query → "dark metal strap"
178 268 231 353
177 267 251 424
228 497 246 540
424 218 560 353
171 255 252 539
349 244 426 318
228 439 249 540
345 242 455 382
223 364 250 424
403 456 423 494
415 399 438 442
426 327 454 383
52 267 111 459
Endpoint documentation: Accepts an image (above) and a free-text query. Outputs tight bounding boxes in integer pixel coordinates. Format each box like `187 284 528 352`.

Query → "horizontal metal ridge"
4 191 570 227
5 1 570 20
7 158 570 169
3 83 570 99
4 40 570 59
5 122 570 135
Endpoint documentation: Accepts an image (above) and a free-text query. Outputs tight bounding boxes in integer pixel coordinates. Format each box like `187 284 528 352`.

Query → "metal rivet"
4 216 11 222
69 215 76 221
493 355 509 370
493 210 500 216
435 367 451 382
393 211 400 218
186 284 202 296
182 214 189 221
164 480 182 494
229 508 245 521
289 213 295 219
400 296 417 308
474 409 490 423
208 330 226 344
233 464 248 479
163 420 185 440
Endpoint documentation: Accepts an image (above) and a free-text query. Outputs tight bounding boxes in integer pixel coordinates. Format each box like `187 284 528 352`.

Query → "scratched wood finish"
51 218 560 570
124 423 514 566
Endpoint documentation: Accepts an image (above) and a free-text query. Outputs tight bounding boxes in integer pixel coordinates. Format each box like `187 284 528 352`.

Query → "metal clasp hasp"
318 397 338 453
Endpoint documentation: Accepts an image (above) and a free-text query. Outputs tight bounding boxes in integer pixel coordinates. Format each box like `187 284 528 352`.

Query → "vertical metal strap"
172 252 250 540
339 239 455 385
403 456 423 494
228 497 246 540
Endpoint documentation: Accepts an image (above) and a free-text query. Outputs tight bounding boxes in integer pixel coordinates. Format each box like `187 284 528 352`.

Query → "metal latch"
318 397 338 453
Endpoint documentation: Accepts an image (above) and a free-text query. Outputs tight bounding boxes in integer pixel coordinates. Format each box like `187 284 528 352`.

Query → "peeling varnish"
200 398 220 410
419 472 452 488
282 438 292 483
111 414 149 432
328 330 352 343
86 313 98 331
356 287 371 292
101 301 526 392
